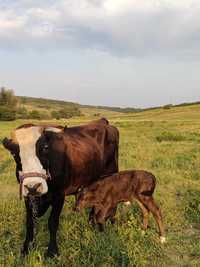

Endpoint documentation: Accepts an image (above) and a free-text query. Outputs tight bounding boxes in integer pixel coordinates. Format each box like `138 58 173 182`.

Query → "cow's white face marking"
14 126 62 197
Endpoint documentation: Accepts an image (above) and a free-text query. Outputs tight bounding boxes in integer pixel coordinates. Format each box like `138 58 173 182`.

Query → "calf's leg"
106 207 117 224
88 207 95 226
94 208 108 231
135 199 149 231
139 195 165 243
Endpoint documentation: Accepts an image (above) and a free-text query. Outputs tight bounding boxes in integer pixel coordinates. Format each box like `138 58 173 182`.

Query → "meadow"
0 104 200 266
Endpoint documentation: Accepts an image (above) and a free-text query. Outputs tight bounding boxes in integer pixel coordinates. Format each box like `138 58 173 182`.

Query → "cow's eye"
42 144 49 153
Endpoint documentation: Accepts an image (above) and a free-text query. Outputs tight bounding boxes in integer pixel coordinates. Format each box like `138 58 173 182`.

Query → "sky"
0 0 200 108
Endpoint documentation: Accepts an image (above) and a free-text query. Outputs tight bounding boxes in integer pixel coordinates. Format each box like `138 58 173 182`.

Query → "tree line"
0 87 81 121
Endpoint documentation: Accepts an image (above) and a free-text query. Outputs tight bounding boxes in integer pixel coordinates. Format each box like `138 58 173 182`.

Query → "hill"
18 96 200 120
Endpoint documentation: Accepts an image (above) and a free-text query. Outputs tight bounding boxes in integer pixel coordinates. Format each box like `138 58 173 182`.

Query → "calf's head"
3 125 63 197
75 188 96 212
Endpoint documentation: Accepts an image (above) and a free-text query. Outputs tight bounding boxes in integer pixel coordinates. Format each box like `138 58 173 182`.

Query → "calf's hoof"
124 201 131 206
110 218 116 225
160 236 166 244
141 230 146 236
98 223 104 232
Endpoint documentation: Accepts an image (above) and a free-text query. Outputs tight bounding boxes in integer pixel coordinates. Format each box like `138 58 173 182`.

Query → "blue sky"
0 0 200 108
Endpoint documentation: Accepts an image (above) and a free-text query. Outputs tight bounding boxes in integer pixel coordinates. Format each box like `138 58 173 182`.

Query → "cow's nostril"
34 183 42 191
25 185 36 194
24 183 42 195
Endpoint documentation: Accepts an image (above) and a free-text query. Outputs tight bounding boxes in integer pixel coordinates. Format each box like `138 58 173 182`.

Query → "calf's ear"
82 187 88 194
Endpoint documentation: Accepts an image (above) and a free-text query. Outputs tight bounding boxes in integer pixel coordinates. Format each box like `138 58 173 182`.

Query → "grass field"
0 104 200 266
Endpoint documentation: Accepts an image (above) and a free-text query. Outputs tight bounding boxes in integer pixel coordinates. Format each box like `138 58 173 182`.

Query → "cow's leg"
46 192 65 257
37 196 50 218
21 199 34 256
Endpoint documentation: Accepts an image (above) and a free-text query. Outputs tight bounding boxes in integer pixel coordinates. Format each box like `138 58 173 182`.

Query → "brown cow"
3 118 119 257
74 170 166 243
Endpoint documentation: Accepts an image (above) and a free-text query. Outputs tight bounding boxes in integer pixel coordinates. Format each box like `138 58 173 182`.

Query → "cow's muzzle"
19 171 49 199
24 183 42 196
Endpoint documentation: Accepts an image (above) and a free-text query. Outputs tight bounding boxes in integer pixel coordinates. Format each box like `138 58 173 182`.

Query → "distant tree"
0 87 18 121
60 107 81 118
29 110 42 119
0 87 18 107
28 110 50 120
163 104 173 110
59 108 73 119
51 110 61 120
16 107 29 119
51 107 81 119
0 106 16 121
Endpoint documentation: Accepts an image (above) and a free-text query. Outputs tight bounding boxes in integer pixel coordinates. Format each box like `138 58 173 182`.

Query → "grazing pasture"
0 104 200 266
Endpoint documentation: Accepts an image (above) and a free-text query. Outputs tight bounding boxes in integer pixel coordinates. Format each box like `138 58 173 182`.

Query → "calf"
75 170 165 243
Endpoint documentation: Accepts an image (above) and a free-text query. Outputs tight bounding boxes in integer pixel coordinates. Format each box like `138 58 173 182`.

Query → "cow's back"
61 119 119 194
79 119 119 175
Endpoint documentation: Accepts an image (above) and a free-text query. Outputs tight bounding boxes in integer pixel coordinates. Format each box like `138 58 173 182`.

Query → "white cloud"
0 0 200 57
0 10 26 31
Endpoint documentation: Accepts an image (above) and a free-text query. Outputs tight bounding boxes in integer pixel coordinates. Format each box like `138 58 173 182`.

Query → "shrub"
51 107 81 119
59 107 81 118
28 110 50 120
16 107 29 119
156 132 186 142
0 87 18 121
51 110 61 120
0 106 16 121
185 189 200 224
0 87 18 107
163 104 173 110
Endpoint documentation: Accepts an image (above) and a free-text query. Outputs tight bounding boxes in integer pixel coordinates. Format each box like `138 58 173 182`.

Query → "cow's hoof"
21 247 29 257
45 248 59 258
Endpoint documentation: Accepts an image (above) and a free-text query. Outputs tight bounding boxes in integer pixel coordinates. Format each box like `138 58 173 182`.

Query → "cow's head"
3 124 63 197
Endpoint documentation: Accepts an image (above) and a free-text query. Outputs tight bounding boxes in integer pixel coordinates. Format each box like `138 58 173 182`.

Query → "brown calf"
75 170 165 243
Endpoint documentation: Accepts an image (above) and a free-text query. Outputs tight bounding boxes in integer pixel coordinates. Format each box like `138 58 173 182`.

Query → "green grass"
0 105 200 266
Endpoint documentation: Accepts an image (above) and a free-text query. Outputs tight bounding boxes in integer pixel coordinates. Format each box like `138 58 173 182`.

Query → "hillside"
1 100 200 266
18 96 200 120
18 96 124 118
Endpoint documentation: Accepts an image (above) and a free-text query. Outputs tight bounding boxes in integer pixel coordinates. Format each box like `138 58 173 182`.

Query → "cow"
74 170 166 243
3 118 119 257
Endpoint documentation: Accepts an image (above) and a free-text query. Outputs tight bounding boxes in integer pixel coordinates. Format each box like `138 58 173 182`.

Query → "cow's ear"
2 138 14 151
43 131 56 141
